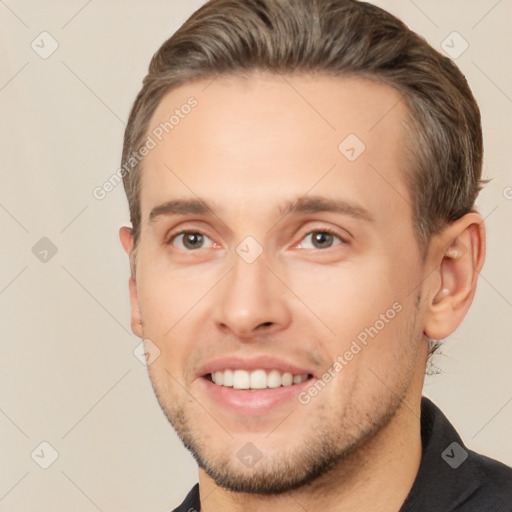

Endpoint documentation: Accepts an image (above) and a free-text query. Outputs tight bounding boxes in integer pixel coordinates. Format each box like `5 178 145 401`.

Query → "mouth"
205 369 313 390
196 356 317 415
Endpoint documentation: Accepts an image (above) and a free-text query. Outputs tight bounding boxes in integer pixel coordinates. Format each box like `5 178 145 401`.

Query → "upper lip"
197 354 316 378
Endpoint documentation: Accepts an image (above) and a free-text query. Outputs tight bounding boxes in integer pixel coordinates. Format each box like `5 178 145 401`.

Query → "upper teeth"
210 369 309 389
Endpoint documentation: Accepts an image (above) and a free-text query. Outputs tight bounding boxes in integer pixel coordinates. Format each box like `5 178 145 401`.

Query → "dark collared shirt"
171 397 512 511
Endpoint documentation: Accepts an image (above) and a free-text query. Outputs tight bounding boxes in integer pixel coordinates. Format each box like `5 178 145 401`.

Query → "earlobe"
423 213 486 341
128 275 143 338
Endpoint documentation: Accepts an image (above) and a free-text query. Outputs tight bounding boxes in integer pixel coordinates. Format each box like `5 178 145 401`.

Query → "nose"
212 252 292 339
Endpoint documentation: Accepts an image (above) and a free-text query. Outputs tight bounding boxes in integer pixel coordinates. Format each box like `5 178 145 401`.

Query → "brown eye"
300 231 343 249
171 232 213 250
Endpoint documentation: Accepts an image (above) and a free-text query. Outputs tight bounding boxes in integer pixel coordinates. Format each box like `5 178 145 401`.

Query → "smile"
208 369 311 389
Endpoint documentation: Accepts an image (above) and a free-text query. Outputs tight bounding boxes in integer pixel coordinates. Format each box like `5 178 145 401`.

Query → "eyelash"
165 226 349 251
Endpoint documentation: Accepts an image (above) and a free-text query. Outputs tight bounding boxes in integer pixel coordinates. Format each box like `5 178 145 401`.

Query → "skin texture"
120 73 485 511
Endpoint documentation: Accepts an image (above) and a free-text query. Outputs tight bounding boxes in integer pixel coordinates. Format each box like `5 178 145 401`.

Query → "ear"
423 212 486 341
119 226 143 338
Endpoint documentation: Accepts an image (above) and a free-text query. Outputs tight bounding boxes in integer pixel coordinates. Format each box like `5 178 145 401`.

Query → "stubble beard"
147 298 422 494
150 373 410 494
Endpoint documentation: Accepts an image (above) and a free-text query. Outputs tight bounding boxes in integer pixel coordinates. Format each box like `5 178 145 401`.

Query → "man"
119 0 512 510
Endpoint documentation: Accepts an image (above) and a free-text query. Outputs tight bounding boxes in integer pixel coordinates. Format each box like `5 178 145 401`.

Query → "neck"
199 359 426 512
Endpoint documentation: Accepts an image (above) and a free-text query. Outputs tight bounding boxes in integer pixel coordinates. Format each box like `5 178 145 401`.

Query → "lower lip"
198 376 314 416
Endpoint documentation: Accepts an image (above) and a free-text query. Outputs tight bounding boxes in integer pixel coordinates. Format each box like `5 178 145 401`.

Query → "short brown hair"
122 0 484 266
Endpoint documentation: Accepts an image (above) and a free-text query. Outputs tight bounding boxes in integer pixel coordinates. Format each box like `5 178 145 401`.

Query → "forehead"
140 72 412 226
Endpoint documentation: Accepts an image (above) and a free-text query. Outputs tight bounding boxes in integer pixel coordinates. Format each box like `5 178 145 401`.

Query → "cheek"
284 260 398 334
135 249 204 327
284 254 421 363
321 299 420 409
134 256 213 375
137 279 175 328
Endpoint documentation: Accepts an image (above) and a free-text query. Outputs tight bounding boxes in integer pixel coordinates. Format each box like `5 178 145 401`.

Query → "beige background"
1 0 511 510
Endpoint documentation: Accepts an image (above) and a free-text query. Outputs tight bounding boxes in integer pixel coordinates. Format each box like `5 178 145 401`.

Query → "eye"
170 231 214 251
298 230 344 250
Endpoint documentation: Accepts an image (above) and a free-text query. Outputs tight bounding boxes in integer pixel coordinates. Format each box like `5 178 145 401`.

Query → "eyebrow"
148 195 374 223
149 198 215 223
278 195 374 222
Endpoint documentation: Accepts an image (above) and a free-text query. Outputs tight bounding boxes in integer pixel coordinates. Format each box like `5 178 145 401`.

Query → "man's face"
128 74 430 492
